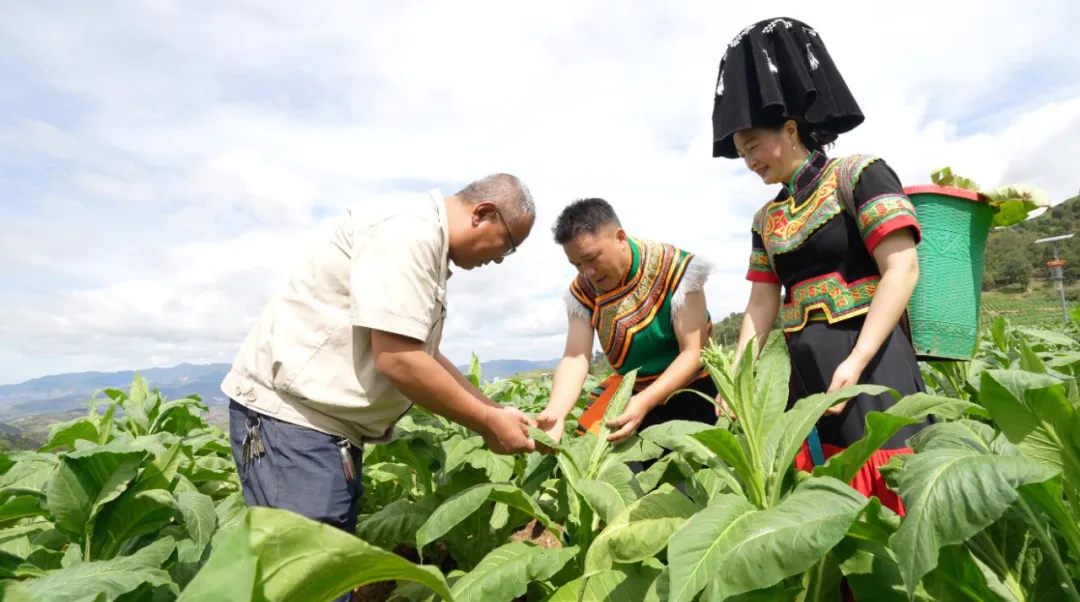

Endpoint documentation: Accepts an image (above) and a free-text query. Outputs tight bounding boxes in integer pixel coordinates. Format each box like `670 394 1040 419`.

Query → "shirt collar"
784 150 829 197
428 188 452 280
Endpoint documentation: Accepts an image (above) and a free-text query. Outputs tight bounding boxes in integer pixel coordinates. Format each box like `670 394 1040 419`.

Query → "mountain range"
0 358 559 420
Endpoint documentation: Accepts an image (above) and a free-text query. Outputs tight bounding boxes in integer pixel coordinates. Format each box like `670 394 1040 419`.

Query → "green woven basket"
904 184 994 362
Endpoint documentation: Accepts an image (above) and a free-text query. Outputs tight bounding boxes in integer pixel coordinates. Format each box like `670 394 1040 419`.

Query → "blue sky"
2 1 1079 385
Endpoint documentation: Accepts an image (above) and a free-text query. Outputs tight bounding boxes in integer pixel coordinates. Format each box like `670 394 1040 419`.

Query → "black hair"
761 114 838 153
552 197 621 244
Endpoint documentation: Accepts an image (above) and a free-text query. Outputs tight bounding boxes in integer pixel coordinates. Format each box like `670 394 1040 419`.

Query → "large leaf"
44 446 150 540
185 506 452 602
638 420 718 467
41 418 101 452
666 477 870 602
357 496 441 552
885 393 986 422
547 564 665 602
574 478 626 525
812 412 919 485
0 454 59 495
174 491 216 560
584 484 697 572
889 447 1058 597
980 370 1080 492
691 427 754 503
764 385 892 503
416 483 553 551
91 488 179 560
10 536 176 602
448 541 577 602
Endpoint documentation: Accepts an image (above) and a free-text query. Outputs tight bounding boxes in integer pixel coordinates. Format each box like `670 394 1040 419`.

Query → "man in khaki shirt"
224 174 537 578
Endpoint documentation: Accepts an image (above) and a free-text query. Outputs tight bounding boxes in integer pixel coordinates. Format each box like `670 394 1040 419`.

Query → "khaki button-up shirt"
221 189 450 445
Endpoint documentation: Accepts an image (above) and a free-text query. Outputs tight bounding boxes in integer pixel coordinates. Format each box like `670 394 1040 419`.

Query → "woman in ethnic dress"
711 17 930 517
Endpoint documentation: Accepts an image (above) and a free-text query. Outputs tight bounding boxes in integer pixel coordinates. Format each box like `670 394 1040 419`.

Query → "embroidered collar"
784 151 830 196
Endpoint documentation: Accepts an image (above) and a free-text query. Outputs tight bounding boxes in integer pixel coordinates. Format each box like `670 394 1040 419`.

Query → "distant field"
980 287 1076 328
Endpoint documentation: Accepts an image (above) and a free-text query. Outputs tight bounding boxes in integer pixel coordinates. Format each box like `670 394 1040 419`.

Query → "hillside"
983 193 1080 291
0 357 559 422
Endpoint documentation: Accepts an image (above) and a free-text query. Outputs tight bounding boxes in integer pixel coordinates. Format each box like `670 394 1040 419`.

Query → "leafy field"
981 288 1077 328
3 318 1080 601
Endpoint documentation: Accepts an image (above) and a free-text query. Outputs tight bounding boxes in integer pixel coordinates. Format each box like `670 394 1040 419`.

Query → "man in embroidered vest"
535 198 719 456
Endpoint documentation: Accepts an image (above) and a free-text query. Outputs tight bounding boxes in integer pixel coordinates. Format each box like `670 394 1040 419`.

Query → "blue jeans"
229 400 364 602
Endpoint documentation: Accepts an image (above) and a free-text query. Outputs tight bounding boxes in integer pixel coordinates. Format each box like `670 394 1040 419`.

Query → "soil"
510 519 563 549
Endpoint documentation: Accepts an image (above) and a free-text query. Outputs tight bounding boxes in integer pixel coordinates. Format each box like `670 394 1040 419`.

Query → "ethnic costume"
747 151 931 515
712 17 928 521
566 237 717 438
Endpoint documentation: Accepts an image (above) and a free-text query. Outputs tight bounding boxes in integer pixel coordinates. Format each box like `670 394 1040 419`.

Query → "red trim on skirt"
794 441 910 516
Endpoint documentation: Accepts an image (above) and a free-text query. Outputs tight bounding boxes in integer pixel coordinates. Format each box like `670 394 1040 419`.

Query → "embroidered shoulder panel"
857 194 917 239
595 239 692 369
780 272 879 332
758 160 843 257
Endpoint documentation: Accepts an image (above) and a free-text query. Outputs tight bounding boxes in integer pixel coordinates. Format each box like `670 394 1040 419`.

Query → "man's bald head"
456 173 536 228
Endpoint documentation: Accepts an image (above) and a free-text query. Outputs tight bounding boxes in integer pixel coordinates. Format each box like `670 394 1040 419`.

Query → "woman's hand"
823 353 868 415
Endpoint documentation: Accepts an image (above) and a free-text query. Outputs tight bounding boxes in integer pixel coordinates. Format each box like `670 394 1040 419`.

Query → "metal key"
337 438 356 484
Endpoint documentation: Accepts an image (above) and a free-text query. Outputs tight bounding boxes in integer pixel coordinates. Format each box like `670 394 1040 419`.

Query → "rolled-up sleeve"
349 215 442 342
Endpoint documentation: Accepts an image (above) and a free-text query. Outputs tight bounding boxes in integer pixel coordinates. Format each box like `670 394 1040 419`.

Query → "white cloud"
1 0 1079 384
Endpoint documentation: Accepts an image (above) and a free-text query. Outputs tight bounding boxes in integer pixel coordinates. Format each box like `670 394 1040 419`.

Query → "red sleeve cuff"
746 270 781 284
864 216 921 254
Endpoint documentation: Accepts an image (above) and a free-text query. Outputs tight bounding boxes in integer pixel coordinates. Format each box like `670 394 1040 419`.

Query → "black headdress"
711 17 864 159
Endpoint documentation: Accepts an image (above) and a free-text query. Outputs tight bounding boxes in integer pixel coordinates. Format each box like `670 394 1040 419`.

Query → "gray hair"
457 173 536 226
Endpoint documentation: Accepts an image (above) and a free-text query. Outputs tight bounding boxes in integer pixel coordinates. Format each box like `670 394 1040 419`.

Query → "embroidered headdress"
711 17 864 159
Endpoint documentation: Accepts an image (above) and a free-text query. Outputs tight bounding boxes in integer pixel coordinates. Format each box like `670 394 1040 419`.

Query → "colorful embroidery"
746 248 780 283
780 273 879 332
568 239 693 371
755 160 843 258
857 194 919 250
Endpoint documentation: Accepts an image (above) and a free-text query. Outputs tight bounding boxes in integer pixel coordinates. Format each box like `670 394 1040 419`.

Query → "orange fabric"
575 373 624 435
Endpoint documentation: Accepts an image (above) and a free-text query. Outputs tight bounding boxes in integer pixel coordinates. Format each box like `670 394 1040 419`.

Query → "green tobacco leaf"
885 392 986 422
176 511 258 601
464 448 514 483
442 435 486 475
41 418 100 452
0 454 58 495
44 446 150 540
666 477 870 602
448 541 577 602
175 491 216 560
0 495 47 525
980 370 1079 488
585 484 698 572
691 427 753 502
638 420 717 467
547 564 664 602
416 483 553 551
597 461 643 505
248 507 452 602
357 496 440 552
747 333 792 473
574 478 626 525
812 412 918 485
1018 337 1050 374
527 426 563 451
764 385 892 503
586 369 639 478
10 536 175 602
889 447 1058 597
92 488 179 560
